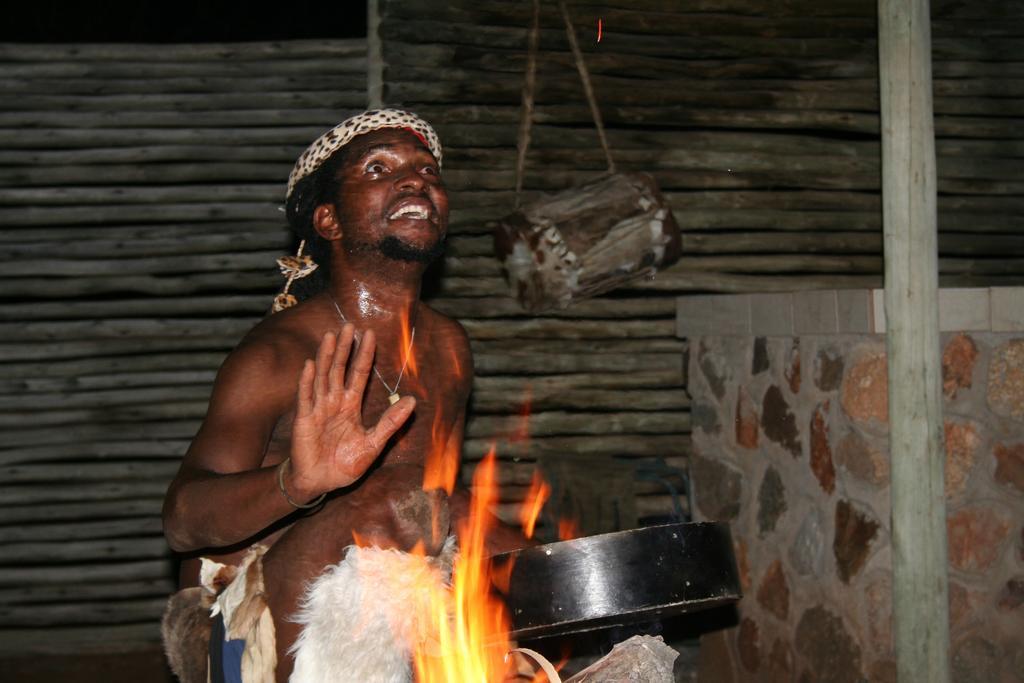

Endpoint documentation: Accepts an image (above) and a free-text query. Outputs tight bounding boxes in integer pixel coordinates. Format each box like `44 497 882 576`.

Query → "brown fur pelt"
161 586 212 683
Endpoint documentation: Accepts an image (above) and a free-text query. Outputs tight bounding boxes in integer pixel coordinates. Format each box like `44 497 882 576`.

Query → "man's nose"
394 166 425 191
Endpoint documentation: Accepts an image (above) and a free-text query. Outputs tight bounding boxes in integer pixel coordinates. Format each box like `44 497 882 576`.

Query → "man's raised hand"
286 325 416 502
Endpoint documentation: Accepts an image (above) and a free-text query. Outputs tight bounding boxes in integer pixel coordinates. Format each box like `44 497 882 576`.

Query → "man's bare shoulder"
420 305 470 347
213 302 321 400
420 304 474 383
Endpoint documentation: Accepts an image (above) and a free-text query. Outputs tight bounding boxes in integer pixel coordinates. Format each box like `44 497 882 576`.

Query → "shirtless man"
162 110 512 680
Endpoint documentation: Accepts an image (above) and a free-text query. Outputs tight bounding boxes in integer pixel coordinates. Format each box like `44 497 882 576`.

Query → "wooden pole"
877 0 950 681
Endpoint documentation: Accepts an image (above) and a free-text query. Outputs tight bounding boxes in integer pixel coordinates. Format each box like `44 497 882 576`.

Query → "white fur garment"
288 537 457 683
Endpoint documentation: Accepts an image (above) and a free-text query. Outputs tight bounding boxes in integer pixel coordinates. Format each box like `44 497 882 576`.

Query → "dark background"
1 0 367 42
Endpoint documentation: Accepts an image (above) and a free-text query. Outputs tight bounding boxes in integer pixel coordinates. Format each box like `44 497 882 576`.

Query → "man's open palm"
288 326 416 499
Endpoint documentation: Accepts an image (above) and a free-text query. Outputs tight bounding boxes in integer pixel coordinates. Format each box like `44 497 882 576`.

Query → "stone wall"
686 327 1024 682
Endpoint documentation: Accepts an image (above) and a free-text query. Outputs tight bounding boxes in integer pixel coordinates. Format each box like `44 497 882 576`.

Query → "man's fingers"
296 359 315 417
313 331 336 399
328 323 356 395
366 395 416 452
346 328 376 396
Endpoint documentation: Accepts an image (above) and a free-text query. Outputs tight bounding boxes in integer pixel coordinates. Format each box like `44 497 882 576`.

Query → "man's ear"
312 204 343 241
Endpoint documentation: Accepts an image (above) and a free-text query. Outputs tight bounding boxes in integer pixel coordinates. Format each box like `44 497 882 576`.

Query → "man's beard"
350 234 446 264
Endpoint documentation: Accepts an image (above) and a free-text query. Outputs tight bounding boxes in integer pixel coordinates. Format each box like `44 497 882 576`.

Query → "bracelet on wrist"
277 457 326 509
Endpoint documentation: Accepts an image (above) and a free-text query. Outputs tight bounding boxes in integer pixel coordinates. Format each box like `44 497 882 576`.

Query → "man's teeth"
389 206 429 220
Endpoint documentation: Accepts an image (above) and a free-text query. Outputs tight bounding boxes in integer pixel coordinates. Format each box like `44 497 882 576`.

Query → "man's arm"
162 326 415 552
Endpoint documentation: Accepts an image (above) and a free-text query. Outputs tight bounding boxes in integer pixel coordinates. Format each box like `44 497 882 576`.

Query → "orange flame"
400 308 418 379
413 446 515 682
528 649 570 683
423 407 460 495
558 517 580 541
518 471 550 540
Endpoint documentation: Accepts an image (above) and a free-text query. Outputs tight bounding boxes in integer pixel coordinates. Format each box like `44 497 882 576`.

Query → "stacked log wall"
2 0 1022 656
378 0 1024 530
0 40 367 653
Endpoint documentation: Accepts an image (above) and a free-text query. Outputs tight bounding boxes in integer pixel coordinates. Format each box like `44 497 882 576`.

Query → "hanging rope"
514 0 616 208
514 0 541 208
557 0 616 175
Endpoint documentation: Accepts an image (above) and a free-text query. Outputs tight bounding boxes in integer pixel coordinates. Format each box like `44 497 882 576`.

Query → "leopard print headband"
286 108 443 200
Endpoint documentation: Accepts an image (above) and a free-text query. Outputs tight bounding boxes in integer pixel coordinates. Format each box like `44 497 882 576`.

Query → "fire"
400 307 419 379
558 517 580 541
518 471 550 540
413 447 515 682
423 407 459 495
422 342 465 495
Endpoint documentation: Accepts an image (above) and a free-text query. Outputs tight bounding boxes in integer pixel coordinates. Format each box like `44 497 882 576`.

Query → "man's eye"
366 162 387 174
421 166 439 176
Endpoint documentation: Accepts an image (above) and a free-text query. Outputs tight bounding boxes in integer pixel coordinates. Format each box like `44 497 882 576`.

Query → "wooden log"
0 598 171 627
0 74 366 96
430 296 677 319
386 1 876 38
473 352 682 375
0 162 294 187
0 537 169 565
0 500 163 525
380 20 877 61
1 421 199 449
0 203 281 227
461 319 677 340
0 318 253 342
0 143 306 166
0 39 367 61
470 388 690 413
627 270 884 292
0 91 366 112
0 482 169 506
879 0 951 679
0 579 175 606
679 231 1024 254
0 297 269 322
0 402 210 428
2 252 278 278
471 338 686 354
387 64 885 112
0 230 287 259
475 370 684 392
0 109 348 131
0 369 216 394
0 461 179 484
0 352 227 380
0 518 164 544
0 184 281 205
635 494 690 520
0 441 190 467
465 411 690 439
462 454 690 487
667 254 883 273
0 623 162 655
463 434 691 462
0 56 368 78
0 272 278 300
0 126 334 150
0 559 171 587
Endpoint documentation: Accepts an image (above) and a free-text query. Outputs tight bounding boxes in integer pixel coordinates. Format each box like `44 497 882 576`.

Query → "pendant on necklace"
388 393 401 405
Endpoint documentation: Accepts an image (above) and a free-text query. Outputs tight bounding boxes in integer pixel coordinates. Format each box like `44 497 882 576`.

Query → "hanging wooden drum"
493 172 681 312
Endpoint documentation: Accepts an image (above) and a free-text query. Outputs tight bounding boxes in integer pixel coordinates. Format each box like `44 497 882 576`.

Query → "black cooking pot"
493 522 741 640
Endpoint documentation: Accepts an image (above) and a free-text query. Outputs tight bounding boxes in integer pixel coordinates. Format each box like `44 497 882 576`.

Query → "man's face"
331 128 449 264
